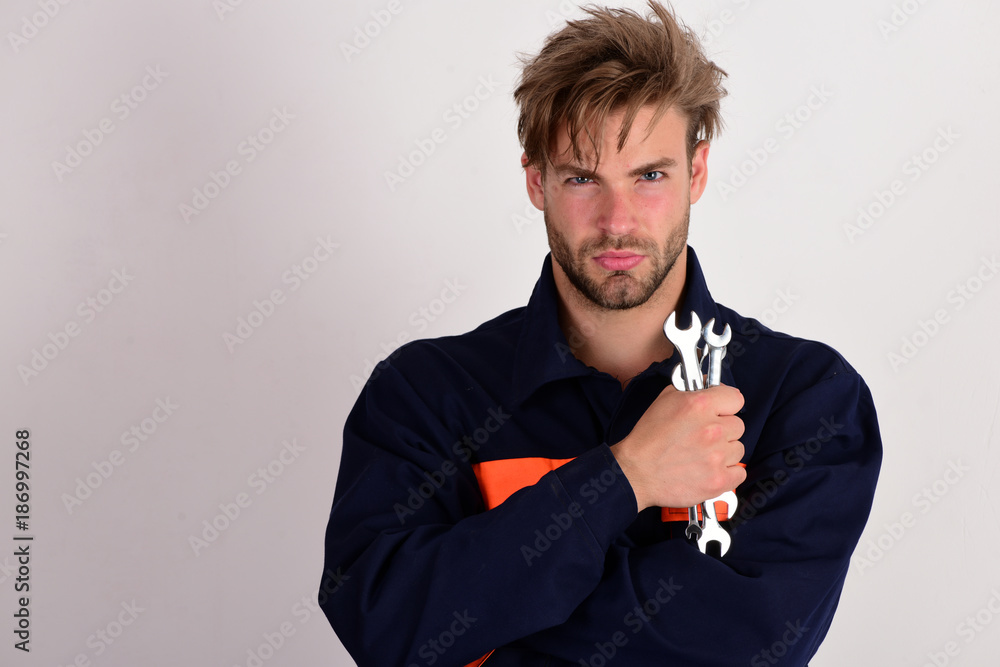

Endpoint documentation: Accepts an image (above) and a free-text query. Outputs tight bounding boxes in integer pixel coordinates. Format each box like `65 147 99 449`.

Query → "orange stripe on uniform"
660 462 746 522
661 502 731 522
464 650 495 666
468 459 744 665
472 456 743 520
471 457 574 509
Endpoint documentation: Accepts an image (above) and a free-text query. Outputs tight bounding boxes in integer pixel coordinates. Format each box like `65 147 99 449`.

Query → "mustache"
578 235 658 254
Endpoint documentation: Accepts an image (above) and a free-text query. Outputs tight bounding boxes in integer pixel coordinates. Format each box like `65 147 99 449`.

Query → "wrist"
609 439 649 512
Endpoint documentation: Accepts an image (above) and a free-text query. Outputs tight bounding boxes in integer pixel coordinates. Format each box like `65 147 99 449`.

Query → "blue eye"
569 177 592 185
641 171 664 181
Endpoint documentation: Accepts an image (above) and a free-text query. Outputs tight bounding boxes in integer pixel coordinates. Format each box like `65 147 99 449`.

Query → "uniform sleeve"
512 370 883 666
319 357 640 667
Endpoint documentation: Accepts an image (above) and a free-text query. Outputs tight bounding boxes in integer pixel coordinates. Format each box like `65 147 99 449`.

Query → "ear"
522 152 545 211
689 140 710 205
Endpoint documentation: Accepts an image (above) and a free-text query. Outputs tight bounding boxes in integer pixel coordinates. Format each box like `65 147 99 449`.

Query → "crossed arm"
320 363 881 666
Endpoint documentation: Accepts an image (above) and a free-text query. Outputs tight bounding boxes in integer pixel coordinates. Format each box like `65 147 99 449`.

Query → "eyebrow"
550 157 679 180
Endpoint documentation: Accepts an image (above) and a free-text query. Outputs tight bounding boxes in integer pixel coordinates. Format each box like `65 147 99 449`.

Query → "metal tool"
702 318 731 387
663 311 704 391
698 317 737 556
684 506 703 540
663 311 708 544
699 491 737 556
671 363 686 392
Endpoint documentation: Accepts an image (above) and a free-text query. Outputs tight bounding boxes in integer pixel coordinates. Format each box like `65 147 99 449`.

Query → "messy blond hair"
514 0 728 172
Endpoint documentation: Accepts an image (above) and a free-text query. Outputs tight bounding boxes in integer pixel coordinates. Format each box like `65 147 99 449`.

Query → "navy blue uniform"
321 247 882 666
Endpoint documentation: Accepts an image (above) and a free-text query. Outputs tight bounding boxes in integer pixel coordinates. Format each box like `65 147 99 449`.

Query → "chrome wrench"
702 318 731 388
700 491 737 556
700 318 736 556
663 311 707 543
663 311 704 391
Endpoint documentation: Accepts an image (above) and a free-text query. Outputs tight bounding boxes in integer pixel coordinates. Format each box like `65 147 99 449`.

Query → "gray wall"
2 0 998 665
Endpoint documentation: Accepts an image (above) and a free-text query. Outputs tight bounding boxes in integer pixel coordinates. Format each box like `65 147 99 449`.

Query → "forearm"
515 373 882 665
322 442 637 667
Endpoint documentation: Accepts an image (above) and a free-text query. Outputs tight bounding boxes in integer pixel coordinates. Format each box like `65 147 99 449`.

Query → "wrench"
699 491 737 556
702 318 731 387
663 311 704 391
663 311 706 542
684 506 703 540
700 343 725 383
699 317 736 556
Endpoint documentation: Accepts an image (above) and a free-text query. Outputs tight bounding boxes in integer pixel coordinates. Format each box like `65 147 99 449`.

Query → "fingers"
704 384 744 415
720 414 745 442
726 460 748 489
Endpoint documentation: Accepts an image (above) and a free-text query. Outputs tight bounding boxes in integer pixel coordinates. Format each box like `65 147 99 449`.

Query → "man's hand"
610 385 746 511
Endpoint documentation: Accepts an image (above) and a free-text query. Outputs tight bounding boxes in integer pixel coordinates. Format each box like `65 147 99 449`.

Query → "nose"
596 186 638 236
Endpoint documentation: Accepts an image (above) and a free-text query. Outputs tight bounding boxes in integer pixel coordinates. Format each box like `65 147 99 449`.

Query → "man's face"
525 105 709 311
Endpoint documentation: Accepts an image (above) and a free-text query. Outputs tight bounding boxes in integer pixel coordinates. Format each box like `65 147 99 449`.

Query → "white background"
1 0 999 665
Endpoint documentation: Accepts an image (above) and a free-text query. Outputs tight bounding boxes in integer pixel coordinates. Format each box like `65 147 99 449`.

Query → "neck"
552 251 687 388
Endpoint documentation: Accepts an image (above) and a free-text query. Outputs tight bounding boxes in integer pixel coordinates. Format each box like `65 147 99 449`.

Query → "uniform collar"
511 245 725 405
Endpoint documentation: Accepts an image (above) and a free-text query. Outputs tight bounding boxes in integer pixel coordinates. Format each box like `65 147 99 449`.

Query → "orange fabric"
661 462 746 521
464 650 495 666
472 457 574 509
473 456 743 521
468 458 744 665
661 501 731 522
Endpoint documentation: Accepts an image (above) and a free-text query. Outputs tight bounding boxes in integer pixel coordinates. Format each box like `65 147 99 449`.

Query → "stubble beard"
545 207 689 311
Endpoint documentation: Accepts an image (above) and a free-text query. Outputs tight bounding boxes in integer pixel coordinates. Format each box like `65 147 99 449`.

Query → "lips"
594 252 644 271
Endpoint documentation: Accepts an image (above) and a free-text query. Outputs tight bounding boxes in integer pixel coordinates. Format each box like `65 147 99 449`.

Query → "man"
321 2 881 665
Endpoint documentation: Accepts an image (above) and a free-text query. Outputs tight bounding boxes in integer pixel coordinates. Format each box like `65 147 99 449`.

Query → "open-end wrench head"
663 310 703 345
703 318 732 347
663 311 704 391
715 491 738 516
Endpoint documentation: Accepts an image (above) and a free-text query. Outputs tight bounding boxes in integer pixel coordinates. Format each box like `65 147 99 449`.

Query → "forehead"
548 104 689 170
